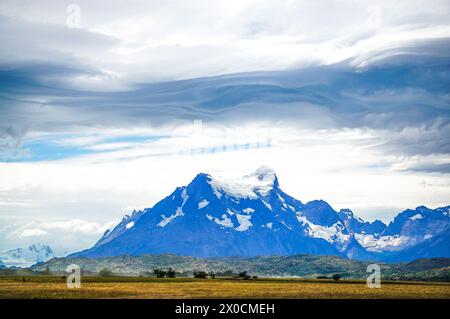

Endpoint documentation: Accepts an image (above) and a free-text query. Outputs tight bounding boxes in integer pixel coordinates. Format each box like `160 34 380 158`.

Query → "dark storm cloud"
0 34 450 172
405 163 450 173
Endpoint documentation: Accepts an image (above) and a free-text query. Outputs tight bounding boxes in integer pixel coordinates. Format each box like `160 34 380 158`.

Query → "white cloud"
1 0 449 86
35 219 116 235
19 228 48 237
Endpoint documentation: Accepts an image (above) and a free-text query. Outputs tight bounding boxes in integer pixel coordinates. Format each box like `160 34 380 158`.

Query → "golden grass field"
0 276 449 299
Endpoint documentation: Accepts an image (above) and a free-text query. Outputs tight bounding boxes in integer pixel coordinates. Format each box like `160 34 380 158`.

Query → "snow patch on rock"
198 200 209 209
181 189 189 206
207 214 234 228
158 207 184 227
297 215 349 244
235 214 252 231
354 233 411 252
409 214 423 221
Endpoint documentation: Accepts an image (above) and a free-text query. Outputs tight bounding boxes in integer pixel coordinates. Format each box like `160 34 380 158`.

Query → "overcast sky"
0 0 449 254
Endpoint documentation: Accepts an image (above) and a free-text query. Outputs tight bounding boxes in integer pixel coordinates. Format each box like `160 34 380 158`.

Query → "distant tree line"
94 267 260 279
192 270 257 279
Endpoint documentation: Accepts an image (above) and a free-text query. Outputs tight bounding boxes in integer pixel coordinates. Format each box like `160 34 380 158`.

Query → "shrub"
238 271 251 280
193 271 208 279
332 274 342 281
167 268 176 278
153 269 166 278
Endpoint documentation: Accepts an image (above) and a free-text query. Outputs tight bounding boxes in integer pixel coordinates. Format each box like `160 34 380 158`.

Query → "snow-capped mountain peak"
69 168 450 262
0 243 55 268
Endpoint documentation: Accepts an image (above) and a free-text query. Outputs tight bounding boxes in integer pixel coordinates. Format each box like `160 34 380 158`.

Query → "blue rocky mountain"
70 167 450 262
